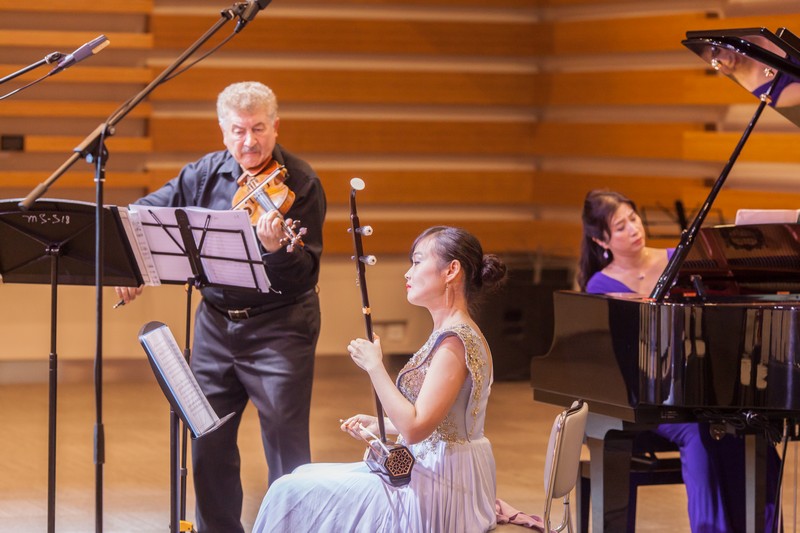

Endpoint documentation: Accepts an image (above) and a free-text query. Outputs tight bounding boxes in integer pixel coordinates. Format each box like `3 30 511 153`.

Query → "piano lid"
650 27 800 302
683 27 800 126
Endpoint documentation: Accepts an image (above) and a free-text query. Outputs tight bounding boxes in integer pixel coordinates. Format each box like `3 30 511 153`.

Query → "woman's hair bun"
480 254 507 291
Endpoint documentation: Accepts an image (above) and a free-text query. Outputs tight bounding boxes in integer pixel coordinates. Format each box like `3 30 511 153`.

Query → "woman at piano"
578 189 780 533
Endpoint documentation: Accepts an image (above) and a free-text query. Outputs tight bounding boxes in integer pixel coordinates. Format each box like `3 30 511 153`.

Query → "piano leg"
585 427 775 532
744 433 769 533
586 434 634 532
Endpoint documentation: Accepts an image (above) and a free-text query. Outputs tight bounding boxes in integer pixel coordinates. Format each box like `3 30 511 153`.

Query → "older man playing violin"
114 81 326 533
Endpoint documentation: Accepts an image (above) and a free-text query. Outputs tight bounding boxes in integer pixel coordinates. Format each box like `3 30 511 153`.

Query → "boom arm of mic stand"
0 52 63 86
20 123 109 210
18 3 244 210
106 5 242 127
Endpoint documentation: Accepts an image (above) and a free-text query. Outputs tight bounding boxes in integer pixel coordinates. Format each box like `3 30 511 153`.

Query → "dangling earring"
602 248 609 260
445 282 450 308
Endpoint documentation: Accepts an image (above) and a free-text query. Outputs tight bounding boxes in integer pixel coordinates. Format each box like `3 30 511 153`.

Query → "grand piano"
532 27 800 533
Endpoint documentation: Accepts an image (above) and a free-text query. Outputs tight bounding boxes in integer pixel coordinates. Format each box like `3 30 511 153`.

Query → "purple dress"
752 68 799 107
586 264 779 533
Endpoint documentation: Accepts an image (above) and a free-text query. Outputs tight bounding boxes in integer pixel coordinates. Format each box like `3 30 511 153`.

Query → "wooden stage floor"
0 357 797 532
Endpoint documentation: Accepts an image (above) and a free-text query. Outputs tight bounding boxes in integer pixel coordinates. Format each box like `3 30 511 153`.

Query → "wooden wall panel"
151 118 708 161
540 70 750 106
145 168 708 211
549 13 800 55
0 0 152 13
0 30 152 49
150 117 540 156
151 15 542 57
0 101 150 119
148 68 539 107
0 171 151 189
530 172 706 208
22 136 152 153
4 0 800 370
683 131 800 163
323 219 584 257
145 68 756 108
2 0 799 260
0 66 153 85
316 170 537 206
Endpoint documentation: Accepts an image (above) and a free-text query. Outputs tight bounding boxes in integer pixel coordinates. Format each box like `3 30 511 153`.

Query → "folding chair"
543 400 589 533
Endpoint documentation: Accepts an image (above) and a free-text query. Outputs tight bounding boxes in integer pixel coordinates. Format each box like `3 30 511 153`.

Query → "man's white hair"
217 81 278 125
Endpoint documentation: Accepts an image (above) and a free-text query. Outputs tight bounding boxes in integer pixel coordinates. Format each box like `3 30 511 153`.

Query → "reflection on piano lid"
683 27 800 125
675 223 800 297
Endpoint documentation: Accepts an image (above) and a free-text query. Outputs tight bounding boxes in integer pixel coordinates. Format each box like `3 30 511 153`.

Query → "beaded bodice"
396 324 492 455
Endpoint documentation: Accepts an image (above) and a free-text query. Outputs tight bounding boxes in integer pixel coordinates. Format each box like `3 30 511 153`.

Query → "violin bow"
347 177 387 443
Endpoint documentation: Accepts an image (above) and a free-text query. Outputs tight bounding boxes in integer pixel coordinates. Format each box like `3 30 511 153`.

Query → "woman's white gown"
253 323 497 532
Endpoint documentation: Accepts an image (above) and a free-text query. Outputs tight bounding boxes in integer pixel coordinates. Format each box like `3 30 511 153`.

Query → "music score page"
118 205 270 292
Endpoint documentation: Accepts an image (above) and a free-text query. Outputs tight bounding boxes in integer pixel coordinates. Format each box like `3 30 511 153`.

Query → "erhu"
348 177 415 486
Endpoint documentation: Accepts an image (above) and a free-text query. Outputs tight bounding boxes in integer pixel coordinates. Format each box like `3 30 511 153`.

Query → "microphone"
235 0 273 33
50 35 110 75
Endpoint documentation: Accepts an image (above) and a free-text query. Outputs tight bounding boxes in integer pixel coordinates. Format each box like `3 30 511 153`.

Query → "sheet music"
139 323 217 436
735 209 800 225
116 207 160 286
126 205 270 292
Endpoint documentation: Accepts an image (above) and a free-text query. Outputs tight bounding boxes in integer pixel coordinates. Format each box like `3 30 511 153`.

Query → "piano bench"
575 454 684 532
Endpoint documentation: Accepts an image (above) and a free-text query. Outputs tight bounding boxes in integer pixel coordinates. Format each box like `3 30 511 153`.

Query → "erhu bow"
348 177 414 486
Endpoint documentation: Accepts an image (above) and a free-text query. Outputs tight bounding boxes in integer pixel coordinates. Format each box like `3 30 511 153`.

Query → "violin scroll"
281 223 307 253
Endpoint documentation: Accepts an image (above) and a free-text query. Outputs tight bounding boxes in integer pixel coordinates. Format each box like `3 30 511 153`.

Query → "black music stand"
15 4 273 531
138 321 234 438
120 205 268 533
0 198 142 533
138 321 235 533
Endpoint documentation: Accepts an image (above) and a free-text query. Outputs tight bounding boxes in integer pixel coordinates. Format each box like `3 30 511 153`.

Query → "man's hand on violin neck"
256 210 287 252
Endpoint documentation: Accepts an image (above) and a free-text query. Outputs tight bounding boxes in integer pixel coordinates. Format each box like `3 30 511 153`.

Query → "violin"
348 177 414 487
231 159 307 252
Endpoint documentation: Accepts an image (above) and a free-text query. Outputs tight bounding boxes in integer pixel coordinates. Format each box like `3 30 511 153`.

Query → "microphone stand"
17 3 259 531
0 52 63 86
